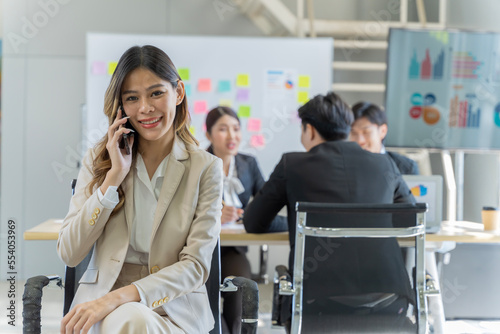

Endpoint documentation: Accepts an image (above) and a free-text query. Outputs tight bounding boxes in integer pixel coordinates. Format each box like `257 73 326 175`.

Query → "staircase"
232 0 447 101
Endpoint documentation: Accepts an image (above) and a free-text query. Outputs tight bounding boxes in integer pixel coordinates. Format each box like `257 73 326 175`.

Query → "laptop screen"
402 175 443 233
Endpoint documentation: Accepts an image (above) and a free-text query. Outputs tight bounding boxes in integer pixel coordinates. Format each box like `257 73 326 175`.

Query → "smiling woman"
56 45 222 334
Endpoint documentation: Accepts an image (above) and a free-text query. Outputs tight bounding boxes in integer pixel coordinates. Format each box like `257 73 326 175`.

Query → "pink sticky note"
202 123 207 132
198 79 212 92
247 118 262 132
236 89 250 102
194 101 208 114
250 135 265 148
92 61 106 75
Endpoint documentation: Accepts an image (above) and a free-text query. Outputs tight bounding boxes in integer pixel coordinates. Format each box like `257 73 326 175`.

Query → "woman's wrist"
105 285 141 307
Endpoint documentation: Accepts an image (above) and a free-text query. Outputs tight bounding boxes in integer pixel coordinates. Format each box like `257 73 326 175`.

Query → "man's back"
244 140 415 300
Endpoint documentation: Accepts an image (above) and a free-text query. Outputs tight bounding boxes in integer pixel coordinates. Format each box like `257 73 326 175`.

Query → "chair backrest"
291 202 428 334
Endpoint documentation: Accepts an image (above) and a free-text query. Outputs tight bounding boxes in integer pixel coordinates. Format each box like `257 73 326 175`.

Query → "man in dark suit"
243 92 416 330
350 102 419 175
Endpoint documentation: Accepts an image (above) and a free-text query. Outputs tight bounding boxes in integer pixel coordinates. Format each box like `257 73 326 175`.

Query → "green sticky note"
236 74 250 87
298 75 311 88
178 68 190 81
107 61 118 75
238 105 251 118
297 91 309 104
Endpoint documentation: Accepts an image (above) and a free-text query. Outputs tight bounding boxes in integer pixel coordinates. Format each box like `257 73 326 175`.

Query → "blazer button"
162 297 169 303
94 208 100 214
150 266 160 274
92 213 98 219
88 219 95 226
158 300 164 306
152 301 158 308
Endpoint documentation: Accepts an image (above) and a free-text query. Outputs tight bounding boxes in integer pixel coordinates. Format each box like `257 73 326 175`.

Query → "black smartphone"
118 102 134 155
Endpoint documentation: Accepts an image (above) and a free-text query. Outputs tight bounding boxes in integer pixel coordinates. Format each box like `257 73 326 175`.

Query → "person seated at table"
57 45 222 333
243 91 416 332
350 101 419 175
205 106 286 334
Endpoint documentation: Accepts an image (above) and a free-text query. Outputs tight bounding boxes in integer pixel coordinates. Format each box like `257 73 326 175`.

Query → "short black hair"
298 91 353 141
352 102 387 126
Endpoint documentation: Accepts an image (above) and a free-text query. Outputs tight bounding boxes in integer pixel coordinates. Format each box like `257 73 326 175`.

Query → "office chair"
22 179 259 334
272 202 431 334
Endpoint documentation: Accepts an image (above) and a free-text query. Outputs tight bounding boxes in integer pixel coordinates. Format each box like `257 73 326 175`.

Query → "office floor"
1 281 499 334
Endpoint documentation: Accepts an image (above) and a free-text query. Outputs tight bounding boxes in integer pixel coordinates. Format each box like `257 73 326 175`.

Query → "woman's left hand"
60 295 116 334
60 285 140 333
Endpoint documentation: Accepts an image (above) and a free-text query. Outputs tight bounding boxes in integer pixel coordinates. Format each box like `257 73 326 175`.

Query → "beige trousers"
91 263 185 334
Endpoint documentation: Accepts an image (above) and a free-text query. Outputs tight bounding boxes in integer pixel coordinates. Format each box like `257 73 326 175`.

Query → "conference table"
24 218 500 244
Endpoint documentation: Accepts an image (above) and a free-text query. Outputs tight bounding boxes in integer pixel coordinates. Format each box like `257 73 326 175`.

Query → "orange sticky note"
198 79 212 92
194 100 208 114
247 118 262 132
250 135 265 148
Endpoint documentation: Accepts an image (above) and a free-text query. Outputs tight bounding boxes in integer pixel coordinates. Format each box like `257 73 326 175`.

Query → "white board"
86 33 333 175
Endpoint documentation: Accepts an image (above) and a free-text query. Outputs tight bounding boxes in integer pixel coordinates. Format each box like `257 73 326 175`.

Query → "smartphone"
118 102 134 155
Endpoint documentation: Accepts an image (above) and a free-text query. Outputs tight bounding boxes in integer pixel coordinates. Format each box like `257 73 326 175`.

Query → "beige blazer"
57 139 223 334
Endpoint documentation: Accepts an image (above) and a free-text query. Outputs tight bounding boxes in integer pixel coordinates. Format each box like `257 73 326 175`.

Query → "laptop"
402 175 443 233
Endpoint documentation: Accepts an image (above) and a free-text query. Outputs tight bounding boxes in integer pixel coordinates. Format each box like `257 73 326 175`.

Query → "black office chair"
22 179 259 334
272 202 431 334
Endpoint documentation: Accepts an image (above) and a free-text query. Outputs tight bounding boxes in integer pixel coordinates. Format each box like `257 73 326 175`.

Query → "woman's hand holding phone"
102 107 135 191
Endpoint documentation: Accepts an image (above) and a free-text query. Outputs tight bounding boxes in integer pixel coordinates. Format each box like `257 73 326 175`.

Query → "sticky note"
178 68 190 81
92 61 106 75
218 80 231 93
219 99 233 107
247 118 262 132
237 105 251 118
250 135 265 148
236 74 250 87
298 75 311 88
189 126 196 135
107 61 118 75
202 123 207 132
194 100 208 114
297 91 309 104
236 89 250 102
185 84 192 97
198 79 212 92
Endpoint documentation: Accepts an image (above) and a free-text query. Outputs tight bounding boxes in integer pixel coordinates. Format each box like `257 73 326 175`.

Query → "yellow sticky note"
298 75 311 88
236 74 250 87
219 99 233 107
178 68 190 81
238 105 251 118
189 126 196 135
297 91 309 104
107 62 118 75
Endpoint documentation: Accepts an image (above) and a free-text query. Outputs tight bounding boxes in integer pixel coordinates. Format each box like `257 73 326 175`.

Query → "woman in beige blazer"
57 45 222 334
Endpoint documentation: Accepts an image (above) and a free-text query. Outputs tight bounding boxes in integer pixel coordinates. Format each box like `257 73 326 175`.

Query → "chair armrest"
221 276 259 334
23 275 62 333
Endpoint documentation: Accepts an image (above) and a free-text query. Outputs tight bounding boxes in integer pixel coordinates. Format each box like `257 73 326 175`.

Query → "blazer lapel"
151 138 188 236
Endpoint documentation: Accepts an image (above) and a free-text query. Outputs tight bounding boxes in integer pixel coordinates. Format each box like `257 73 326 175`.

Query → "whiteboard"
385 28 500 150
86 33 333 176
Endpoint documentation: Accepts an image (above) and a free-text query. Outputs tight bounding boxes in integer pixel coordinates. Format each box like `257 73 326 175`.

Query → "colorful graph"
449 93 481 128
453 52 482 79
408 92 441 125
409 49 445 80
411 185 428 197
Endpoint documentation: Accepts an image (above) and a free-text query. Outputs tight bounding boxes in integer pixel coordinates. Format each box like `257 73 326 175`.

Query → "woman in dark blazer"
205 106 284 334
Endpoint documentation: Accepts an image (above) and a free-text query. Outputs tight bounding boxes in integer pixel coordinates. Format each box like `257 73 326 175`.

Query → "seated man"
350 102 419 175
243 92 416 330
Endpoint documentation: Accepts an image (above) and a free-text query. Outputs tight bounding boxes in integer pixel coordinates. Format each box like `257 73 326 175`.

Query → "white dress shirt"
97 154 170 265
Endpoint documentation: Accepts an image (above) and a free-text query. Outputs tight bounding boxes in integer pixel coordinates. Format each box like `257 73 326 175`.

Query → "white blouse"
97 153 170 265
